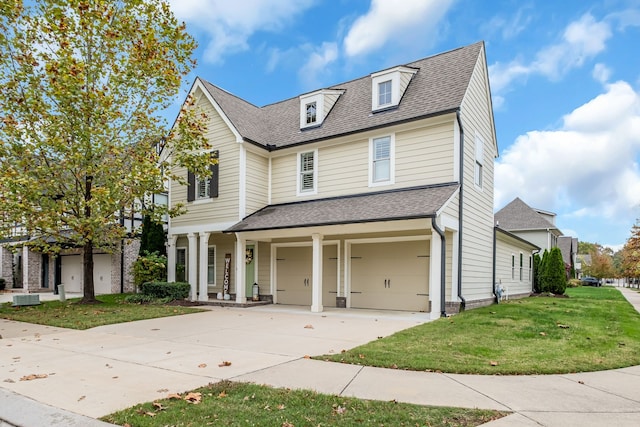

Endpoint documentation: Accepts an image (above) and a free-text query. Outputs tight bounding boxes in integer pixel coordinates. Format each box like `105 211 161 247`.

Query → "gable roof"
225 183 459 233
198 42 485 150
494 197 561 232
557 236 575 265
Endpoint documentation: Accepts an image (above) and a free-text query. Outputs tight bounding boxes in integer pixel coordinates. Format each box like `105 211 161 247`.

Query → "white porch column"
198 232 210 302
167 235 177 282
429 229 443 320
187 233 198 302
311 233 323 313
235 234 246 303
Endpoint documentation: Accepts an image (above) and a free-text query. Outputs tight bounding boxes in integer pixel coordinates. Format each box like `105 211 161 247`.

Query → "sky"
166 0 640 251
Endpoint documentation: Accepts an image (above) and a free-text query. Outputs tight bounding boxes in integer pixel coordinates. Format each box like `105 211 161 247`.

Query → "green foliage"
543 247 567 295
102 380 506 427
538 250 549 292
567 278 581 288
132 252 167 287
0 0 210 302
532 253 542 293
319 287 640 375
0 294 203 329
124 294 171 304
139 281 190 300
139 215 166 256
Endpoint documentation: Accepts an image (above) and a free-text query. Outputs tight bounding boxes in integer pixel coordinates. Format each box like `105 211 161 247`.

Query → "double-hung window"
297 150 317 195
519 253 523 281
305 102 317 124
378 80 392 106
370 135 394 186
511 254 515 279
207 246 216 285
196 176 211 199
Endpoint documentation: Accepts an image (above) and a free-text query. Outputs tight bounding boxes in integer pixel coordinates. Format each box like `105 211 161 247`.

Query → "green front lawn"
319 286 640 374
0 294 204 329
101 381 507 427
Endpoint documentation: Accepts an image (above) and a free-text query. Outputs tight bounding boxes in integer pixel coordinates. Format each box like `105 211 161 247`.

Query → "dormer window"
299 89 344 129
371 66 418 112
305 102 317 124
378 80 392 106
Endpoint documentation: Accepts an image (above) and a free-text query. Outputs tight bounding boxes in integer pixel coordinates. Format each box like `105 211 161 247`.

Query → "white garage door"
350 240 429 311
60 254 113 294
276 245 338 306
60 255 82 293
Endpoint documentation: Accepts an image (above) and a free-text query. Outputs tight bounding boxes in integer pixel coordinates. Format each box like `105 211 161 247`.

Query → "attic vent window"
306 102 317 124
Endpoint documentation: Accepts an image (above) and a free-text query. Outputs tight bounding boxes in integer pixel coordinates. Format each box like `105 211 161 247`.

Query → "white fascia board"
169 221 238 236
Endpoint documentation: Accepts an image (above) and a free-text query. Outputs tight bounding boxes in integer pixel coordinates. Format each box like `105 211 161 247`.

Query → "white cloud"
298 42 339 88
489 14 612 95
483 6 533 40
495 81 640 229
168 0 315 64
343 0 455 57
592 63 611 84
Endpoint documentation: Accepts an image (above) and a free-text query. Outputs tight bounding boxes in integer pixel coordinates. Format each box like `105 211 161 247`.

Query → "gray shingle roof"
200 42 483 149
557 236 574 264
494 197 559 231
225 183 459 233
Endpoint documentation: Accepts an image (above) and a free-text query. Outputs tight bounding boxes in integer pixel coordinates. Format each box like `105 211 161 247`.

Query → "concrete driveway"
0 304 428 419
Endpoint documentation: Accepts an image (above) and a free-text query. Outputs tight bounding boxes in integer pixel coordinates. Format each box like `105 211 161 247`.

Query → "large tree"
0 0 211 303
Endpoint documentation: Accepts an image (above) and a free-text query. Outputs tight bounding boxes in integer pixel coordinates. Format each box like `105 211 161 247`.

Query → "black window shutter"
187 171 195 202
210 150 219 198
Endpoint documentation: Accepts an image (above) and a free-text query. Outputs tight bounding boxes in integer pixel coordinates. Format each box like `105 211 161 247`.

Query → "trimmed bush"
124 294 171 304
132 252 167 287
139 281 190 300
543 247 567 295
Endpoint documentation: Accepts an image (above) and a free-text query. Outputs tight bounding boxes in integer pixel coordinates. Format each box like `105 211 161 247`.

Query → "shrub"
132 251 167 287
567 278 581 288
544 247 567 295
139 281 190 300
139 215 166 256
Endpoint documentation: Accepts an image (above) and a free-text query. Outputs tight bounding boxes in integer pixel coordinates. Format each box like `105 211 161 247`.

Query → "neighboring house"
494 227 540 298
0 203 153 294
167 41 499 318
557 236 579 279
494 197 563 252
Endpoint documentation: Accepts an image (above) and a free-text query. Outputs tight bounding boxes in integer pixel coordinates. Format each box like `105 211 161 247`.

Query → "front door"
245 245 255 297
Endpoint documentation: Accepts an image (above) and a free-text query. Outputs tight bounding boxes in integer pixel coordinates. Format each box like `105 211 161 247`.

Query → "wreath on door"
245 248 254 264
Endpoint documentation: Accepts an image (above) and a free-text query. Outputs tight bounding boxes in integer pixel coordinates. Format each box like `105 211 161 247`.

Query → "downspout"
431 217 447 318
456 111 466 310
492 225 497 302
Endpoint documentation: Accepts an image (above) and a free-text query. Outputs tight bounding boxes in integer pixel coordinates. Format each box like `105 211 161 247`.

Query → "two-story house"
167 41 498 319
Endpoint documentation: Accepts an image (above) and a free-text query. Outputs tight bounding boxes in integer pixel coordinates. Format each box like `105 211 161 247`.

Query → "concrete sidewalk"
1 288 639 426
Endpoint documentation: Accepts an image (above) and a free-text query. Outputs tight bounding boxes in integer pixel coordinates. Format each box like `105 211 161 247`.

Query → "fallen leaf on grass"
489 361 499 366
152 402 165 410
20 374 48 381
303 355 311 359
218 361 232 367
185 392 202 404
218 391 227 398
277 404 286 410
282 422 294 427
333 405 346 414
144 412 156 417
358 354 365 359
167 393 182 400
539 332 547 336
557 324 570 329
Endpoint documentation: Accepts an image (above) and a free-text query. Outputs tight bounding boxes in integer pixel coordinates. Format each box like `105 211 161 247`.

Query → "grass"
101 380 507 427
0 293 205 329
318 286 640 374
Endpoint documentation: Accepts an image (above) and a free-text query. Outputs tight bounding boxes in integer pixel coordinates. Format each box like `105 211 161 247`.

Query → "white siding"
458 45 497 304
270 118 456 204
170 87 240 229
245 150 269 215
495 233 534 296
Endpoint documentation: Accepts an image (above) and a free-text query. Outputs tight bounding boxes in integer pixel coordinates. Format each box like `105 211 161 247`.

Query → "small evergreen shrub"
133 251 167 287
544 247 567 295
139 281 190 300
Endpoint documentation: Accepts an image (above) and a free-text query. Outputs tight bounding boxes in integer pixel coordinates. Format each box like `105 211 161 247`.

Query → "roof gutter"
456 110 466 310
431 217 447 318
